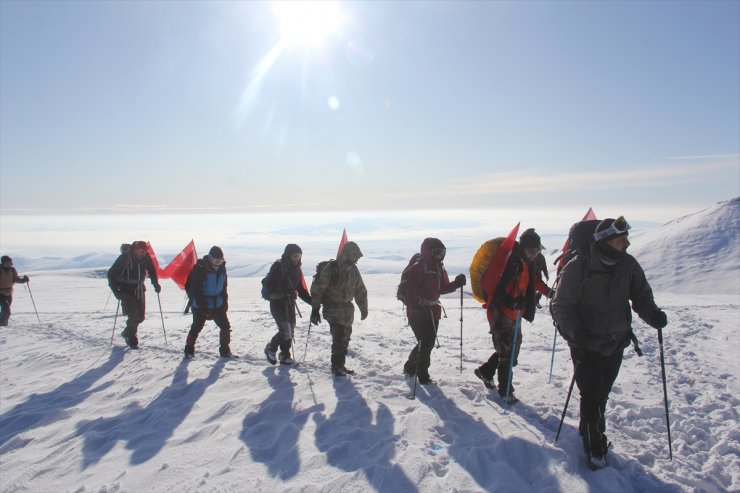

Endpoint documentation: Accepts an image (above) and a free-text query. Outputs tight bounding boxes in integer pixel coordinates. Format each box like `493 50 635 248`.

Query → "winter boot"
332 366 347 377
474 368 495 389
220 345 236 358
279 352 295 365
264 344 277 365
184 345 195 358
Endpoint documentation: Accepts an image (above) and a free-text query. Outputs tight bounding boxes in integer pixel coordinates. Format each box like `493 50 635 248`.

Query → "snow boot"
184 345 195 358
474 368 495 389
279 352 295 365
264 344 277 365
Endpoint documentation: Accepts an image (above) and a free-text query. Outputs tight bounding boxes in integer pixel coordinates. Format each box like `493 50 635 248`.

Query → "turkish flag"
337 228 348 257
481 223 520 316
146 242 166 277
161 240 198 290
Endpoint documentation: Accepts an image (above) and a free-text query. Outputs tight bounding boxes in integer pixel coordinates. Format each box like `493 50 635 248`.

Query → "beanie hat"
283 244 302 257
1 255 11 264
594 217 630 243
519 229 541 249
131 241 147 251
209 246 224 259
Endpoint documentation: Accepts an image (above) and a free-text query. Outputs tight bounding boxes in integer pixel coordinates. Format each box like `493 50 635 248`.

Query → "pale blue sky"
1 0 738 217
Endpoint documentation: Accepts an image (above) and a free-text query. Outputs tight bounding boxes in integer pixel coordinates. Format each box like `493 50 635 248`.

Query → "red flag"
337 228 348 257
481 223 520 318
558 208 597 270
146 242 166 277
161 240 198 290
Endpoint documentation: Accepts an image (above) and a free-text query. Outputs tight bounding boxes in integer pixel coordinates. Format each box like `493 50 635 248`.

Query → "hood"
420 237 445 264
338 241 363 264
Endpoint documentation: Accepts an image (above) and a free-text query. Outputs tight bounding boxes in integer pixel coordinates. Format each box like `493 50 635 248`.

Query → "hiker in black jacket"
107 241 161 349
263 244 312 365
551 216 667 468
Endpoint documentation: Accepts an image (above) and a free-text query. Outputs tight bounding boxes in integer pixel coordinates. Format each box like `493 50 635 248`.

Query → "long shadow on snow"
0 347 125 450
506 394 682 492
313 378 417 493
76 358 224 468
240 366 324 480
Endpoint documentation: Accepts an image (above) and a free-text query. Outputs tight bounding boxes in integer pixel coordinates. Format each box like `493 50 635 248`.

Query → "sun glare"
271 1 343 48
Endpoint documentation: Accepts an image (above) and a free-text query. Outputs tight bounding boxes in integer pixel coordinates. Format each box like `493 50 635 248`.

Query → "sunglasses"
593 216 631 242
431 247 446 258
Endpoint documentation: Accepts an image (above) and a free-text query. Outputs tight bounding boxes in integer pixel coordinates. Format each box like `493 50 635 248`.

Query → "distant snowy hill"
630 197 740 295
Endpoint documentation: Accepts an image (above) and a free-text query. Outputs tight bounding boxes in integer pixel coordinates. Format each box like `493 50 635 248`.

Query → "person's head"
131 241 148 261
594 216 631 253
340 241 363 264
283 244 303 266
1 255 11 268
519 228 542 262
208 246 225 268
420 237 446 263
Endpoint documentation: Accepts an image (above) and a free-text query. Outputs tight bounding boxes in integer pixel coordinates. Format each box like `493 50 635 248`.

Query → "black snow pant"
186 305 231 353
119 292 145 343
268 299 296 358
328 321 353 370
570 346 623 458
0 294 12 326
403 308 438 381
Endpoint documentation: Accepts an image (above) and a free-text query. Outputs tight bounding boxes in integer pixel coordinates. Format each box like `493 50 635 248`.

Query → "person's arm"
354 268 368 319
550 258 584 343
630 262 666 329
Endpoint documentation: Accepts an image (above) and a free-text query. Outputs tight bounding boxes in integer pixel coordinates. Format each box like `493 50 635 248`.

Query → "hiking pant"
479 310 521 392
186 305 231 351
403 308 438 381
0 294 12 326
328 321 352 369
120 292 145 340
570 346 623 457
268 299 296 356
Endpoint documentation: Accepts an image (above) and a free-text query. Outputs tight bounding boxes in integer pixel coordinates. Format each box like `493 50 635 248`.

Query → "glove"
112 290 122 300
652 310 667 329
454 273 466 287
153 283 161 293
22 275 29 283
310 308 321 325
360 310 368 320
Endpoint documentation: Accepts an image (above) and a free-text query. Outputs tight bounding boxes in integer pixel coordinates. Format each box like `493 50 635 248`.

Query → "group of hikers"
1 215 668 469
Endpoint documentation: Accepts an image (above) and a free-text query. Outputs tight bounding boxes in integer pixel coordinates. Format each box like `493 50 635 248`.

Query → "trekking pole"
657 327 673 460
407 336 422 400
459 287 463 374
429 306 440 349
302 318 313 363
556 363 578 442
293 299 303 318
25 283 41 323
110 300 121 346
102 291 112 313
503 311 521 414
548 326 558 384
157 292 168 346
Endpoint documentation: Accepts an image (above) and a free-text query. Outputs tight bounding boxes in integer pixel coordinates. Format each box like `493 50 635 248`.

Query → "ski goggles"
593 216 631 242
431 247 446 259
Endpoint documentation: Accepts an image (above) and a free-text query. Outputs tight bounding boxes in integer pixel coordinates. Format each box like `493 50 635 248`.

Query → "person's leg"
213 306 232 356
493 315 517 395
186 307 207 354
0 294 12 326
409 310 436 382
330 323 352 370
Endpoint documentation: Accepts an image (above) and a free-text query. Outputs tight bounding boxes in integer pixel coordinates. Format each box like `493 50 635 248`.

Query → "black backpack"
395 253 422 306
553 219 600 276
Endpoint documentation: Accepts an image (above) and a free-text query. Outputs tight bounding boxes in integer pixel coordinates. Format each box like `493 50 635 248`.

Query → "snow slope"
1 202 739 492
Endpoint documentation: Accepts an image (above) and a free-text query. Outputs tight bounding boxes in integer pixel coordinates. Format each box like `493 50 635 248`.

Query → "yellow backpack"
469 237 504 304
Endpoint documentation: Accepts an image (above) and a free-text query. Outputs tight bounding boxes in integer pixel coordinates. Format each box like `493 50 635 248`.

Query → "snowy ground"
0 271 738 493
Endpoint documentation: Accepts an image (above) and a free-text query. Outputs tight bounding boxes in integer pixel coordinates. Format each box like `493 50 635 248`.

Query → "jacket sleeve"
222 270 228 302
550 257 584 343
438 267 457 295
11 268 26 283
354 267 368 315
145 256 159 286
629 261 661 326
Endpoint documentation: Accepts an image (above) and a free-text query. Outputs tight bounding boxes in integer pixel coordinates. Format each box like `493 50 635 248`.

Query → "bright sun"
271 1 344 48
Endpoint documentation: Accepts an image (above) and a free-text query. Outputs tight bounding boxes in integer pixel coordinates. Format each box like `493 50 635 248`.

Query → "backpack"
469 237 505 304
395 253 422 306
311 259 339 291
260 272 271 300
553 219 600 276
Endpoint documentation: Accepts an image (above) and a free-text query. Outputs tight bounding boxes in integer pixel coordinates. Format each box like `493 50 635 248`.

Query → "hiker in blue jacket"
184 246 234 358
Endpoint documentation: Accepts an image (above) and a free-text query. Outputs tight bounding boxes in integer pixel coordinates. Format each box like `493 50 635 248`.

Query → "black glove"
112 290 122 300
153 282 161 293
651 310 667 329
454 273 466 287
22 275 29 283
360 310 368 320
310 308 321 325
